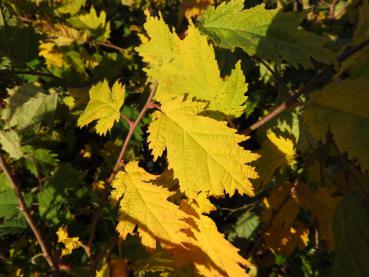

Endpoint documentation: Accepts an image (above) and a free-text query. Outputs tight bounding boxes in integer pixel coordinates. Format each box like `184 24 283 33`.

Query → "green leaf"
22 146 59 176
338 1 369 77
38 164 81 223
228 210 259 241
331 194 369 276
200 0 335 69
0 130 23 160
78 79 125 135
1 84 58 131
0 216 27 237
0 8 40 65
0 173 18 220
303 78 369 171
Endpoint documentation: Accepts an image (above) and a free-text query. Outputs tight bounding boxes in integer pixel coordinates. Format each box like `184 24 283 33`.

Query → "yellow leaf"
177 200 252 276
148 97 259 198
39 42 63 68
51 23 89 46
136 12 248 117
110 162 190 249
56 226 82 257
78 80 125 136
255 131 295 187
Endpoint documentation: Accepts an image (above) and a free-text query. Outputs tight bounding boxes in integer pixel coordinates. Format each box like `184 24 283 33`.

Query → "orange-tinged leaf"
264 224 309 255
261 183 308 255
175 200 252 277
299 186 341 250
178 0 214 22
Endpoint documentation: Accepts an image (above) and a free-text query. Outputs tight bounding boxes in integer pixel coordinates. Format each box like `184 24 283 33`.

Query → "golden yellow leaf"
177 200 252 276
136 12 248 117
299 186 341 250
110 161 190 249
39 42 64 68
56 226 82 257
264 224 309 255
148 97 259 198
261 183 308 255
178 0 214 22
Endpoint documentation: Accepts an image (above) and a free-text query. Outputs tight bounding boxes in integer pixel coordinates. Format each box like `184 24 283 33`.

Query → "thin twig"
87 81 158 268
0 154 60 273
108 80 158 183
91 40 125 52
241 38 369 135
121 114 134 127
1 69 62 81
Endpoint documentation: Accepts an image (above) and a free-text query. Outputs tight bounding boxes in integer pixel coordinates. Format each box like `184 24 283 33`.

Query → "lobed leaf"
200 0 335 69
148 97 259 198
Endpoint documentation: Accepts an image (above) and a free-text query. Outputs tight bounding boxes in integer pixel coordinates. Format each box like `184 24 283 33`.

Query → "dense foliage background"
0 0 368 276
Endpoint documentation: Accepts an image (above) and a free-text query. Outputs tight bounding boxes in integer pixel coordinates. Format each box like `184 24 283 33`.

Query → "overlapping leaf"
255 131 295 187
148 97 259 198
110 162 190 248
1 84 58 131
136 12 248 117
200 0 335 69
303 78 369 170
299 186 341 250
331 194 369 276
178 200 252 276
78 80 125 135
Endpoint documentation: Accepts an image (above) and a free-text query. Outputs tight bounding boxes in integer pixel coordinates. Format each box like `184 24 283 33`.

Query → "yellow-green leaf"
136 12 248 117
148 97 259 198
78 80 125 136
200 0 335 69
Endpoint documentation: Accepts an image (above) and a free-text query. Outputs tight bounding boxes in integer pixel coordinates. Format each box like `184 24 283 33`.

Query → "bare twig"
87 81 158 268
108 80 158 183
0 154 60 273
241 38 369 135
1 69 62 81
91 40 125 52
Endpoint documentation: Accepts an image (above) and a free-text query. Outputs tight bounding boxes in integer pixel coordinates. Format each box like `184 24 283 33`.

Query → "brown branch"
91 40 125 52
108 80 159 183
0 154 60 273
87 81 158 267
1 69 62 81
241 38 369 135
